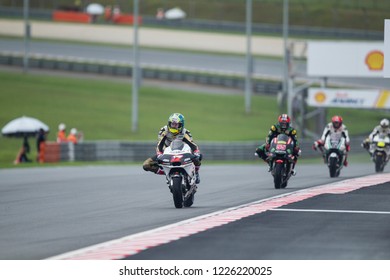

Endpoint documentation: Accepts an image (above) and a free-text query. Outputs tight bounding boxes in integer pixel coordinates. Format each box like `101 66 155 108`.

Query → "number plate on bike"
276 144 286 150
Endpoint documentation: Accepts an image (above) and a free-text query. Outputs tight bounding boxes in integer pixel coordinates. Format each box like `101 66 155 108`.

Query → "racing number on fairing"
276 144 286 150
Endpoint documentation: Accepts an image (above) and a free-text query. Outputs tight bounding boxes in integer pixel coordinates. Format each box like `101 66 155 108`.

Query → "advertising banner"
385 19 390 78
307 88 390 109
307 41 384 77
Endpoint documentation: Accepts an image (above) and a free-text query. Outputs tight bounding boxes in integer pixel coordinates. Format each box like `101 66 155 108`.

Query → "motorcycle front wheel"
172 176 183 208
374 153 384 173
329 157 338 178
273 163 284 189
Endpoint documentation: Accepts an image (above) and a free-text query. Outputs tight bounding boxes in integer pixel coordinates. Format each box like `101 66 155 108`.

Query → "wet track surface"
1 163 389 260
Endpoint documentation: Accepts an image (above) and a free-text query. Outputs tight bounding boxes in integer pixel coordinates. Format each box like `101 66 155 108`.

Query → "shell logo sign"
308 88 390 109
314 91 326 103
365 50 384 71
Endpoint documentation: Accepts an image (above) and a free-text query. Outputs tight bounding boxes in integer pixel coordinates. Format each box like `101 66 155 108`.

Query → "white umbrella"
164 7 186 20
86 3 104 15
1 116 49 137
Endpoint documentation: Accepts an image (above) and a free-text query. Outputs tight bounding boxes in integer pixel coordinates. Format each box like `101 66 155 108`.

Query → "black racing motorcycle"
267 134 296 189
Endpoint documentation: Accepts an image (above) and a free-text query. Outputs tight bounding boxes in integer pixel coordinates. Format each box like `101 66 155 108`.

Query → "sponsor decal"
330 92 365 105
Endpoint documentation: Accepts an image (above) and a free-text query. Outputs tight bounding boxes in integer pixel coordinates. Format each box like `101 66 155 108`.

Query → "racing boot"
267 160 273 172
343 154 348 167
291 162 297 176
195 171 200 184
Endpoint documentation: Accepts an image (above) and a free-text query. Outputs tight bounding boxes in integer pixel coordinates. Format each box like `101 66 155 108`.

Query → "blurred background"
0 0 389 166
0 0 387 38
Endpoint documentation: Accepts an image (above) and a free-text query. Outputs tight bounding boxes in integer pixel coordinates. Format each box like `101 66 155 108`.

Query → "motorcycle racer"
362 118 390 155
143 113 201 184
255 114 301 174
313 115 350 166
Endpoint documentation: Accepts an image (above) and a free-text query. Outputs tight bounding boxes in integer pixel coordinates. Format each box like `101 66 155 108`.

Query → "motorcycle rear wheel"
172 176 183 208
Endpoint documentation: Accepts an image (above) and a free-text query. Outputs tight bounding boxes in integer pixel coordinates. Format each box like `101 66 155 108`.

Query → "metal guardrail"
50 138 366 163
0 52 282 95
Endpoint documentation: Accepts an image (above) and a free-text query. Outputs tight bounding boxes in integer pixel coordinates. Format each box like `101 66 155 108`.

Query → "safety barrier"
0 53 282 95
41 138 365 163
52 11 91 23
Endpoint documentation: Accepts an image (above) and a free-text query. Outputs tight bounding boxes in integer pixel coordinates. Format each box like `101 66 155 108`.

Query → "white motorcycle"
157 139 199 208
369 133 390 173
320 132 347 178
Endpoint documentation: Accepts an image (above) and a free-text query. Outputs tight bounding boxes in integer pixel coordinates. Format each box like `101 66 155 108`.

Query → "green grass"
0 69 384 167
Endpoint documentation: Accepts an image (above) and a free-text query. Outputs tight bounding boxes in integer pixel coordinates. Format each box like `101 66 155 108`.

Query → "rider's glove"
156 152 163 160
193 149 201 159
293 147 301 156
312 140 323 151
346 144 350 152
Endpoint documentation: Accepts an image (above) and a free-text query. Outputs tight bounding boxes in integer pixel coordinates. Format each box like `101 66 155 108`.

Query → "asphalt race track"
1 163 389 260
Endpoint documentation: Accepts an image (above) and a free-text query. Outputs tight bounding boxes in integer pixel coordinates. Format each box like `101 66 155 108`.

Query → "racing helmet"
278 114 291 131
168 113 185 135
380 118 389 129
331 115 343 129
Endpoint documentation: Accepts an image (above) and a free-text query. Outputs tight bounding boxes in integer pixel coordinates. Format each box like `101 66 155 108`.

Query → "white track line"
271 208 390 215
47 173 390 260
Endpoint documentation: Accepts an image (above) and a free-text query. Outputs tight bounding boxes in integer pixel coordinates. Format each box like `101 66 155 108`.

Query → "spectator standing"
67 128 78 144
14 136 31 164
57 123 67 143
36 128 46 163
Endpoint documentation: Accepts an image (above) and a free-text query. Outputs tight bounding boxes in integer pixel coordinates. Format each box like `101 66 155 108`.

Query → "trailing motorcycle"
267 134 295 189
319 132 346 178
369 133 390 173
157 139 199 208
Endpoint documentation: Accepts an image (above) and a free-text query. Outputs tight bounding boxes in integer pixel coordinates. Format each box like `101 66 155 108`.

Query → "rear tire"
273 164 284 189
172 176 183 208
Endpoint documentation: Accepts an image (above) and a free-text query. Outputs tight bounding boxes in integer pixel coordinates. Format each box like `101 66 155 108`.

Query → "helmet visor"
168 121 182 134
279 122 288 130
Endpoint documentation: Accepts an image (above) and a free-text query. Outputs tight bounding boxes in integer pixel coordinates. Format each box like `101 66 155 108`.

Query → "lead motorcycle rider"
312 115 351 166
361 118 390 156
143 113 201 184
255 114 301 175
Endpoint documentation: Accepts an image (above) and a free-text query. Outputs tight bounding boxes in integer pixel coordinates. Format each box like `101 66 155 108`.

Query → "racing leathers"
313 122 351 166
143 126 201 183
255 124 301 171
362 125 390 155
